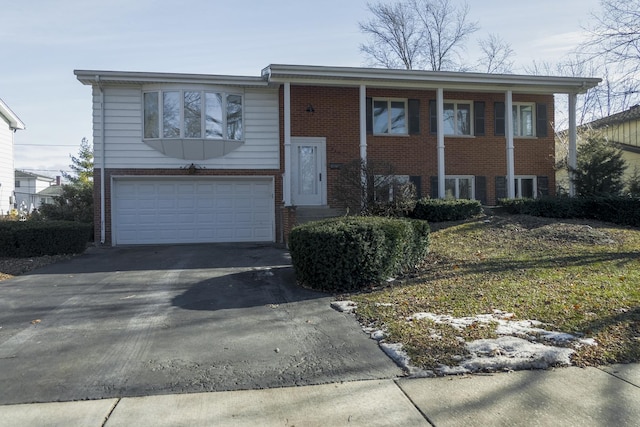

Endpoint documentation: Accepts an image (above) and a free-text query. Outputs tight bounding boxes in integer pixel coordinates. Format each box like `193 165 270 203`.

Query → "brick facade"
284 85 556 207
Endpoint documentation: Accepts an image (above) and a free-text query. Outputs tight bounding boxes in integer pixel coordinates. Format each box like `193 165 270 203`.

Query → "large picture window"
144 90 243 141
373 99 407 135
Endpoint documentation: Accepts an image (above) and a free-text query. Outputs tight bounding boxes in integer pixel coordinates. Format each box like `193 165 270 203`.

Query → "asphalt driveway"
0 244 401 405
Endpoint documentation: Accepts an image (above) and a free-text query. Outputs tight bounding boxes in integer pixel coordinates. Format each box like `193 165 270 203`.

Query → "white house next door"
291 137 327 206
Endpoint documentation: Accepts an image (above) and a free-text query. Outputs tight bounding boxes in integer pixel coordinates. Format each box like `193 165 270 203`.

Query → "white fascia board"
0 98 25 130
263 64 602 94
74 70 269 88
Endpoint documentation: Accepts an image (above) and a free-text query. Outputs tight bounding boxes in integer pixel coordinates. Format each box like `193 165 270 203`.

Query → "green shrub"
498 197 640 227
0 221 91 257
412 198 482 222
289 216 430 292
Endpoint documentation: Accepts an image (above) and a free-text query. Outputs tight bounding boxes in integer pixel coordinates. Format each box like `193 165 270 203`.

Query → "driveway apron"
0 244 401 405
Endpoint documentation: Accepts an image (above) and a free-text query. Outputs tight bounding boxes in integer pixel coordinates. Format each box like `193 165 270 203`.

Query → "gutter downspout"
437 88 445 198
96 75 106 244
359 84 367 206
568 93 578 196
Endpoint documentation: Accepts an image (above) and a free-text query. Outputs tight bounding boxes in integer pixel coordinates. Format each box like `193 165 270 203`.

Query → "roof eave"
0 98 25 130
74 70 269 87
262 64 601 94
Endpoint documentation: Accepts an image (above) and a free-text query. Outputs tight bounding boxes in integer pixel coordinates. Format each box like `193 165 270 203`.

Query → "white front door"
291 138 326 206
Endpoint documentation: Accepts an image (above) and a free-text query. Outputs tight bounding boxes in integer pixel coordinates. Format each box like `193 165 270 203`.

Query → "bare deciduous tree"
413 0 479 71
582 0 640 80
575 0 640 117
360 2 423 69
359 0 478 71
477 33 514 74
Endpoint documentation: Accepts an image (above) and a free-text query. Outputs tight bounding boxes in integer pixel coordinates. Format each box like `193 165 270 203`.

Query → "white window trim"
514 175 537 198
512 102 536 137
444 175 475 200
444 100 474 136
142 89 244 141
372 98 408 135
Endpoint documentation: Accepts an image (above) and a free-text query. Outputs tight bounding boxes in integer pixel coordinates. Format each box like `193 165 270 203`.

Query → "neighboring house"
35 181 64 206
75 65 599 246
556 105 640 193
14 170 62 210
0 99 25 215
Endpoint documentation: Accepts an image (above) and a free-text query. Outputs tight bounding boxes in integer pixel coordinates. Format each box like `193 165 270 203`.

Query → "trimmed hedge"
412 198 483 222
0 221 91 257
498 197 640 227
289 216 430 292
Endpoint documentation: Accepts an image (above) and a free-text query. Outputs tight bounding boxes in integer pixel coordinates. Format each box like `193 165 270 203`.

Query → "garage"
112 177 274 245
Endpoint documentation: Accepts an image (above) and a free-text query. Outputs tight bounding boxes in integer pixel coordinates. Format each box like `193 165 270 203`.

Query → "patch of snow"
330 300 357 313
333 300 598 376
379 342 434 377
370 330 385 341
374 302 395 307
367 309 598 376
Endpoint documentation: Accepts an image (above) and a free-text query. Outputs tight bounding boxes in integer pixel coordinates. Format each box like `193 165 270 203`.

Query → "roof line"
0 98 25 130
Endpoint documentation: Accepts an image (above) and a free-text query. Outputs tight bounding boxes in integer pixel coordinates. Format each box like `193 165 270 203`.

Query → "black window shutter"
494 102 505 136
429 100 437 134
495 176 507 200
475 176 487 205
537 176 549 196
366 97 373 134
430 176 439 198
409 175 422 198
474 101 485 136
536 103 548 137
408 99 420 135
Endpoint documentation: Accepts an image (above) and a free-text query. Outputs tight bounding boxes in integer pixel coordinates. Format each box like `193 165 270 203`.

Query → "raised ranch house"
75 65 600 246
0 98 25 216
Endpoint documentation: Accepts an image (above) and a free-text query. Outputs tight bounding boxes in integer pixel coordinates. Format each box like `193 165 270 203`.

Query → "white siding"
93 86 280 169
0 118 14 215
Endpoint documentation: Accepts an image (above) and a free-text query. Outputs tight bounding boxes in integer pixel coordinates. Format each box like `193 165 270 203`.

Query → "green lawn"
349 214 640 370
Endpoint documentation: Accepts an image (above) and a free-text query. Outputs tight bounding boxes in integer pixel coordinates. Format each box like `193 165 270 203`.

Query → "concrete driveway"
0 244 401 405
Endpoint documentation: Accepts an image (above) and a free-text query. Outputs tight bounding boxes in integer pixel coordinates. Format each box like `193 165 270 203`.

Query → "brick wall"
285 85 556 206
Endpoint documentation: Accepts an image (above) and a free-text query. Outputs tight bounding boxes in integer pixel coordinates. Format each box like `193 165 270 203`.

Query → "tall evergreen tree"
62 137 93 185
570 134 627 197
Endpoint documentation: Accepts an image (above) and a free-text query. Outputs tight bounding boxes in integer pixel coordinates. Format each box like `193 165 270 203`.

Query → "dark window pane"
457 104 471 135
521 178 534 198
163 91 180 138
459 178 471 199
227 94 243 140
144 92 159 139
205 93 223 139
390 101 406 134
373 100 389 134
184 91 202 138
443 103 455 135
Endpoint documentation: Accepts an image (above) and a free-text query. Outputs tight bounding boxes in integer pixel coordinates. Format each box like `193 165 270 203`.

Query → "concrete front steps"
295 206 346 225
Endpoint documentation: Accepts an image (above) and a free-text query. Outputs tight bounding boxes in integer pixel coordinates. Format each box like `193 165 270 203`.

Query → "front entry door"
291 138 326 206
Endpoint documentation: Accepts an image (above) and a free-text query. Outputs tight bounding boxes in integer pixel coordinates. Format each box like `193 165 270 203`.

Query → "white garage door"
113 177 274 245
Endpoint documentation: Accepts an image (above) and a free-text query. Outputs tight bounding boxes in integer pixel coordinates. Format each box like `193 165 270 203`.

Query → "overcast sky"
1 0 602 177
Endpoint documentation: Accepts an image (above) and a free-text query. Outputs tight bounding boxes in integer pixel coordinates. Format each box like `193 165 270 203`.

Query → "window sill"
372 133 411 137
143 138 244 160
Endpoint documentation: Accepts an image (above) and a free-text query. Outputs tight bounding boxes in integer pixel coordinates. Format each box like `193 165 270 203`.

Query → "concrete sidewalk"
1 364 639 427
